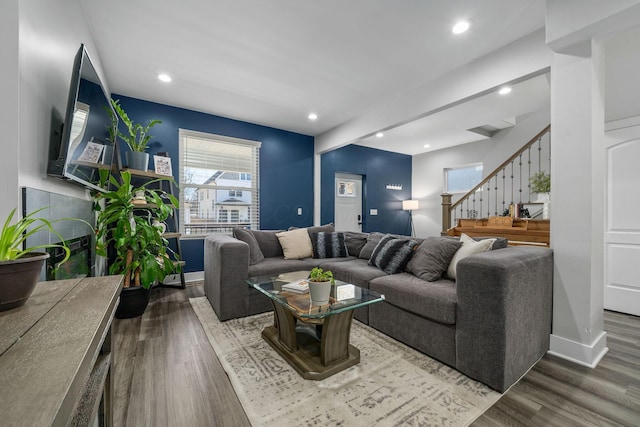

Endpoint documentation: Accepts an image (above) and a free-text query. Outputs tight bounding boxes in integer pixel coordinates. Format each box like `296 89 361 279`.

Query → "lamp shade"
402 200 419 211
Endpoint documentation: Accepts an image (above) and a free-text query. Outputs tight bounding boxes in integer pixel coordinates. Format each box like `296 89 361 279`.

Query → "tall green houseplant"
110 99 162 152
94 170 179 288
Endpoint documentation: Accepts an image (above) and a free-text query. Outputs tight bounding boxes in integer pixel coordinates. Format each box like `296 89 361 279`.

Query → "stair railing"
441 125 551 233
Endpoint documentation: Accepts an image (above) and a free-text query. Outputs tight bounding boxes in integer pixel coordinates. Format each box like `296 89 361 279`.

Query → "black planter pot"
0 252 49 312
115 285 150 319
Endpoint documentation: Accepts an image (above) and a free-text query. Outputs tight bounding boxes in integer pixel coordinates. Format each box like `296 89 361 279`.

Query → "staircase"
442 125 551 246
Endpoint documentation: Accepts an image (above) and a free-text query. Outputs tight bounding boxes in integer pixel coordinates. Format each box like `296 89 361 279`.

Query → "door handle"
357 214 362 226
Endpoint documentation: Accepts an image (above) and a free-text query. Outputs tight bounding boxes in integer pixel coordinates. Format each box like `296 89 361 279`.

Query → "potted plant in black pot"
94 170 180 318
0 208 85 311
110 98 161 172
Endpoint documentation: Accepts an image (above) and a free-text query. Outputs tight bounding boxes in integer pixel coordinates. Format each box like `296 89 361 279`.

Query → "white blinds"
179 129 261 237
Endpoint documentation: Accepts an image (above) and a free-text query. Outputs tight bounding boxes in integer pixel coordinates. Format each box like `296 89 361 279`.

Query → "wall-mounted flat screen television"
47 44 116 192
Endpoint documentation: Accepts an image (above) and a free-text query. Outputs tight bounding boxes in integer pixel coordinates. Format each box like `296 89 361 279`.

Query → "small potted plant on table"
308 267 334 306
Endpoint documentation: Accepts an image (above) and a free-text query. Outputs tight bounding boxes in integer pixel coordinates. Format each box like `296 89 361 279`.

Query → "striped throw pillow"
368 234 419 274
312 232 348 258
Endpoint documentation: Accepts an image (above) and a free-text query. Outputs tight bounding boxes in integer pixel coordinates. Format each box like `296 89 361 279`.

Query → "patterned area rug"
190 297 501 426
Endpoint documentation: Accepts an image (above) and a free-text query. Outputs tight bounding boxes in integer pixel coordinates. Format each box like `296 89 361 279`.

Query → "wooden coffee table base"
262 301 360 380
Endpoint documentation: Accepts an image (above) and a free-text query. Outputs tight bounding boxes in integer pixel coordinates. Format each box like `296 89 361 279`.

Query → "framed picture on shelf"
154 155 172 176
336 180 356 197
77 141 104 163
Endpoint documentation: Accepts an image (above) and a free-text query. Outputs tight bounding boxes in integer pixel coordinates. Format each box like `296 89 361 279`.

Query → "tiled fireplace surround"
22 187 97 280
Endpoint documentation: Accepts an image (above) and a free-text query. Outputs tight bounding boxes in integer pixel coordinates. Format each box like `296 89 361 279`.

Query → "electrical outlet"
370 209 378 215
297 207 302 215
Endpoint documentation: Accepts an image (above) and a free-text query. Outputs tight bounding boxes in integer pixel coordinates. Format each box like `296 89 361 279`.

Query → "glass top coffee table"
247 271 384 380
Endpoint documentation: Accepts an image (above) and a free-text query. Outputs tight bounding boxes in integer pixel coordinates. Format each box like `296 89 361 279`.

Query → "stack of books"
281 279 309 294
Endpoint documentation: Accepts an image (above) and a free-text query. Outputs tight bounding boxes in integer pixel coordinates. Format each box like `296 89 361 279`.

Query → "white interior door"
605 129 640 315
334 173 363 232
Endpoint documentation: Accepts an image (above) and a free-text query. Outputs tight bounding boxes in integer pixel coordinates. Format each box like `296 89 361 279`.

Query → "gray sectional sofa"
203 226 553 392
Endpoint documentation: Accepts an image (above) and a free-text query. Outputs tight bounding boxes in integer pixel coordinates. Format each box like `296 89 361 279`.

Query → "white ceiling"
356 73 550 155
81 0 547 144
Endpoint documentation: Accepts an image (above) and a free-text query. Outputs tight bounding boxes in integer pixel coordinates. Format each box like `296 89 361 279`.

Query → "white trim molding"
548 331 608 368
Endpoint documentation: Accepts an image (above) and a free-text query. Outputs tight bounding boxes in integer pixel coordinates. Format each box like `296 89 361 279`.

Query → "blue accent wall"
113 95 314 272
321 145 412 235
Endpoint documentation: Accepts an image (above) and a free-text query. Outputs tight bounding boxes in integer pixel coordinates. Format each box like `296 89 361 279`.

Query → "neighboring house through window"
179 129 261 236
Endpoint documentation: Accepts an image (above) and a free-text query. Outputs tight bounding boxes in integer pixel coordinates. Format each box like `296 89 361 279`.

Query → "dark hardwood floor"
113 283 640 426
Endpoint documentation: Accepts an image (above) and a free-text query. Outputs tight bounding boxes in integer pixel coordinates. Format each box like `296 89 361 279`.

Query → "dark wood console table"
0 275 123 426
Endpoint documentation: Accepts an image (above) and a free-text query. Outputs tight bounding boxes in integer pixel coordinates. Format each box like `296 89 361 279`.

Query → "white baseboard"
548 331 609 368
162 270 204 285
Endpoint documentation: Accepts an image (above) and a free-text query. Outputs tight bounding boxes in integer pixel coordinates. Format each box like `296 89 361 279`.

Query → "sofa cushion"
232 228 265 265
344 231 368 257
447 233 496 279
249 230 284 258
358 232 386 259
305 223 335 236
306 256 357 268
311 232 348 258
320 258 386 289
369 273 458 325
276 228 314 259
406 236 462 281
289 223 335 238
368 235 418 275
247 257 315 277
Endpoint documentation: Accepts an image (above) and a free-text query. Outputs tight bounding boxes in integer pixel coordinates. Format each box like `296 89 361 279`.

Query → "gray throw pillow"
305 223 335 237
248 229 284 258
368 234 418 275
311 232 348 258
406 237 462 281
359 232 386 260
233 228 265 265
344 231 368 257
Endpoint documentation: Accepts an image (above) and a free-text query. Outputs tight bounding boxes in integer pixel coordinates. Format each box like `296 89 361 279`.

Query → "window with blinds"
179 129 261 237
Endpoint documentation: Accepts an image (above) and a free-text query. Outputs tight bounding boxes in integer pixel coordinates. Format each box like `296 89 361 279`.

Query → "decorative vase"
542 193 550 220
126 151 149 171
309 280 332 305
115 285 150 319
543 200 550 220
0 252 49 311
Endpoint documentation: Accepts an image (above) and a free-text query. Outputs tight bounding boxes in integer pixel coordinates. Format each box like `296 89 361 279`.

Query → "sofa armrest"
455 246 553 392
204 234 251 320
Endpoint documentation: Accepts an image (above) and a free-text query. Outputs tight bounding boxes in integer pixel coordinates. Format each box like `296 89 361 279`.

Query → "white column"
549 39 607 367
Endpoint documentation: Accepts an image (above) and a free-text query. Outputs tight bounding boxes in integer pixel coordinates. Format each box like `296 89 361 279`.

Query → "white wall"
313 29 552 225
0 0 20 222
16 0 108 203
411 108 550 238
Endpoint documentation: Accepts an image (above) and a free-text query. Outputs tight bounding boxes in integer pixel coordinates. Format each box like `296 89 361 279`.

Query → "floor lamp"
402 200 419 237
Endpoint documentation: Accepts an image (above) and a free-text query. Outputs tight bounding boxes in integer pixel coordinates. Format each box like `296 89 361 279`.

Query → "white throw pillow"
447 233 496 279
275 228 314 259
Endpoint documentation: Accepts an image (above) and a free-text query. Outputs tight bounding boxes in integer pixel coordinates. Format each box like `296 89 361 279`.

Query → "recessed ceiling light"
452 20 471 34
498 86 512 95
423 144 431 148
376 132 384 138
158 73 172 83
308 113 318 120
